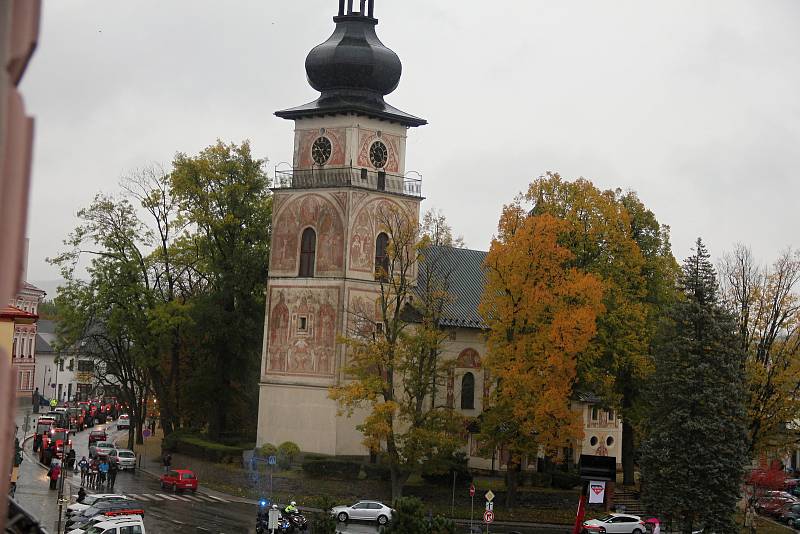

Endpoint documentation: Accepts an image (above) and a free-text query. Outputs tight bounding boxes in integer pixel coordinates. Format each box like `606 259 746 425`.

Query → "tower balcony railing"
273 166 422 198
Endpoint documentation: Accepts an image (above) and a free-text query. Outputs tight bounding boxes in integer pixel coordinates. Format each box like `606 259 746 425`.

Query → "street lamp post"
41 366 50 406
55 439 71 533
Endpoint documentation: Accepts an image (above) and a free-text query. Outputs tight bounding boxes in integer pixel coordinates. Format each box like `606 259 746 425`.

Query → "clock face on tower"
311 136 332 166
369 140 388 169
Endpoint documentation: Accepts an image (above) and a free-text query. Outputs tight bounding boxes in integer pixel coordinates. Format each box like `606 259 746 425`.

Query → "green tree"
330 205 465 500
640 238 747 533
50 195 154 448
170 140 272 438
528 173 678 484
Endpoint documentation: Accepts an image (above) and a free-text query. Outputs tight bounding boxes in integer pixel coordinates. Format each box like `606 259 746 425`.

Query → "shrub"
311 496 339 534
550 471 581 489
421 452 472 486
301 458 361 480
257 443 277 458
163 432 247 463
363 463 391 481
380 497 428 534
277 441 300 468
529 472 553 487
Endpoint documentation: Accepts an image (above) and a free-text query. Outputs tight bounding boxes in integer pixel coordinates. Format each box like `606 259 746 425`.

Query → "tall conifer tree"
640 238 747 533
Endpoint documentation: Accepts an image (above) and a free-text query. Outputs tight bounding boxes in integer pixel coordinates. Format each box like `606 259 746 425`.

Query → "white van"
68 515 143 534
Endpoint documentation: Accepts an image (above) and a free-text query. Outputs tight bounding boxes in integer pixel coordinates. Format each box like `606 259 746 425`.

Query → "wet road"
16 414 565 533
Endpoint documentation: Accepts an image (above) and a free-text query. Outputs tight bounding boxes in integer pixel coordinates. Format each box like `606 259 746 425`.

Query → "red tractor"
39 427 70 466
32 417 55 453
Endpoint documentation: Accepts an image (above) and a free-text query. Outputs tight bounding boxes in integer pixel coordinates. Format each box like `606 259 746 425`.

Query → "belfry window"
299 228 316 277
375 232 389 280
461 372 475 410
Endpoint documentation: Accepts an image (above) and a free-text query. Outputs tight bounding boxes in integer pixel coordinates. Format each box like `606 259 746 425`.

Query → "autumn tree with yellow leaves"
479 202 604 506
526 173 678 485
330 206 465 500
719 245 800 456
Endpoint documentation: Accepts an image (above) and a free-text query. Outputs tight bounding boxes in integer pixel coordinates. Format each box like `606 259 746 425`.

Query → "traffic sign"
469 484 475 497
484 510 494 523
142 429 151 438
484 490 495 502
485 501 493 511
268 455 277 465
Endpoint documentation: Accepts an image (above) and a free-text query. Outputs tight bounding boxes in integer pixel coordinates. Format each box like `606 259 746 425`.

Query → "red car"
88 429 107 445
160 469 198 493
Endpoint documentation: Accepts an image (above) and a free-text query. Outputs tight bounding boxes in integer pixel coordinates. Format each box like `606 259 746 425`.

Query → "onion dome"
276 1 426 127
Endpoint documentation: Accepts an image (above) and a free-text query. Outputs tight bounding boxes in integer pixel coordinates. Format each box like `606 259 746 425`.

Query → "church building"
256 0 621 471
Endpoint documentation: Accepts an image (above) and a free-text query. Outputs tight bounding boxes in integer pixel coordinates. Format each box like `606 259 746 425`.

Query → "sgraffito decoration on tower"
271 194 345 276
267 287 340 377
349 197 413 273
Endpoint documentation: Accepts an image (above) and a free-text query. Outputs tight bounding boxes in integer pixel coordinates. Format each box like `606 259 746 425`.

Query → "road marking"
126 493 151 501
195 496 218 503
183 495 204 502
204 494 230 503
156 493 178 501
141 494 161 501
172 495 191 501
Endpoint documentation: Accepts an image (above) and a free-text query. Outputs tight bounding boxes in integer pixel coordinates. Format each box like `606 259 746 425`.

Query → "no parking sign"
483 510 494 523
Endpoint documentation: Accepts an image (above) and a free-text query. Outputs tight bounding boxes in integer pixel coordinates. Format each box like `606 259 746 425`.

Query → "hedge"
528 472 553 487
550 471 581 489
302 458 362 480
163 431 247 464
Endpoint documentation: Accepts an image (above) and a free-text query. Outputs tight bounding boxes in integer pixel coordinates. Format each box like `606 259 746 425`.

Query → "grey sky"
21 0 800 286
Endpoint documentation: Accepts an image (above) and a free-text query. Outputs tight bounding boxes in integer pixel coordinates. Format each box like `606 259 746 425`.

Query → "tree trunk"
622 419 635 486
505 458 521 507
389 465 409 502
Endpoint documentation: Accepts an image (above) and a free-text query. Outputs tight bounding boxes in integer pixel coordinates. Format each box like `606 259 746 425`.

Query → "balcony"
272 166 422 198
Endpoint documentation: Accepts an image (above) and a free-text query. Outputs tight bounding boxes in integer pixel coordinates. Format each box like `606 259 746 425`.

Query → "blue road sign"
268 455 277 465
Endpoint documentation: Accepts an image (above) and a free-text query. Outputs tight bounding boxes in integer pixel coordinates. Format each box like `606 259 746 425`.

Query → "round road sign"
484 510 494 523
469 484 475 497
142 429 151 438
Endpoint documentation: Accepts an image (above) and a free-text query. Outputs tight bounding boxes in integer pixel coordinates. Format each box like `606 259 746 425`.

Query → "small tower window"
461 372 475 410
375 232 389 280
299 228 317 277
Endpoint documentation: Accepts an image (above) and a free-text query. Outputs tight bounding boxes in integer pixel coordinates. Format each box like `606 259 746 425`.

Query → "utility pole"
55 441 71 533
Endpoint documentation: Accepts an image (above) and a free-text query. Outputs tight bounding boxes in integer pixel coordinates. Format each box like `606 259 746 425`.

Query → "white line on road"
141 494 161 501
183 495 204 502
204 494 230 503
172 495 191 501
156 493 178 501
126 493 150 501
195 496 218 503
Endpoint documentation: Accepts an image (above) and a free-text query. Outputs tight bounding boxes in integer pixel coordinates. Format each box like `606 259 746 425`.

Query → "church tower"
257 0 426 455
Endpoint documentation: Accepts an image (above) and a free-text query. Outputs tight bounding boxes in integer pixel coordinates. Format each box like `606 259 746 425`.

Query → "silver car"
89 441 115 459
332 500 393 525
108 449 136 470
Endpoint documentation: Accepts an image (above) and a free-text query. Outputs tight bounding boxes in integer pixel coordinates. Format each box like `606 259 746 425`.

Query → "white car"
108 449 136 470
117 414 130 430
84 517 146 534
582 513 646 533
67 494 129 517
332 500 393 525
67 514 142 534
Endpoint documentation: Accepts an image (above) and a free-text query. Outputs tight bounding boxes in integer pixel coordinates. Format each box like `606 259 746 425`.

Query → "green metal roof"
417 245 487 329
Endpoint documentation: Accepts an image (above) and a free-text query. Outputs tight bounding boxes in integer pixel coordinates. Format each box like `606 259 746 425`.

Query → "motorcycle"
256 509 293 534
283 511 308 531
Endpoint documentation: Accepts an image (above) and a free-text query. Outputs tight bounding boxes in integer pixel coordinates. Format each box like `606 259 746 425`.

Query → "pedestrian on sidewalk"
47 463 61 490
77 486 86 503
32 388 40 414
107 460 118 490
78 456 89 485
745 504 756 534
88 459 99 488
162 452 172 473
98 459 109 488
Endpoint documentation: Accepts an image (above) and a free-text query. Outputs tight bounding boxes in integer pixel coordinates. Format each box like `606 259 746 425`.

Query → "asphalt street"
13 408 567 533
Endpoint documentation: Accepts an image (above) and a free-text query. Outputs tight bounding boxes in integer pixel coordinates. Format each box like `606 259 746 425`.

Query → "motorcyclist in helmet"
284 501 298 515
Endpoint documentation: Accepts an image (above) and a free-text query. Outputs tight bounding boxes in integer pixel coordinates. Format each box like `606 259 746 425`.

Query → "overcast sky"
20 0 800 288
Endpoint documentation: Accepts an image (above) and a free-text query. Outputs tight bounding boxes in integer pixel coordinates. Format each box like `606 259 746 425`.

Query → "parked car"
780 502 800 526
332 500 394 526
160 469 198 493
66 494 129 517
66 513 142 534
108 449 136 471
88 430 107 445
582 513 646 533
89 441 116 459
83 517 146 534
64 501 144 531
116 414 130 430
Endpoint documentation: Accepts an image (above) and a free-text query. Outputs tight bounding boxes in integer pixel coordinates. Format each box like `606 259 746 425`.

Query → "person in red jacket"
47 462 61 490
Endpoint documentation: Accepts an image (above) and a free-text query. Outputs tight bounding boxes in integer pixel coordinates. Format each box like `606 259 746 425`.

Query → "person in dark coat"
32 388 40 414
107 460 118 490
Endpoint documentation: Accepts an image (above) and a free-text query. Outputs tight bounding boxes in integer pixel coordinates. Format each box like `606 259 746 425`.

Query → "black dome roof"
306 15 402 97
276 3 426 128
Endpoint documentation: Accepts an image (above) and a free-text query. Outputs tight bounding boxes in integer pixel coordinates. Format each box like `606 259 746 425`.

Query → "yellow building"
0 306 36 365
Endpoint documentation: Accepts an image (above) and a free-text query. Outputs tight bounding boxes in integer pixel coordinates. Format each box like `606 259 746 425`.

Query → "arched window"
299 228 317 277
461 372 475 410
375 232 389 280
